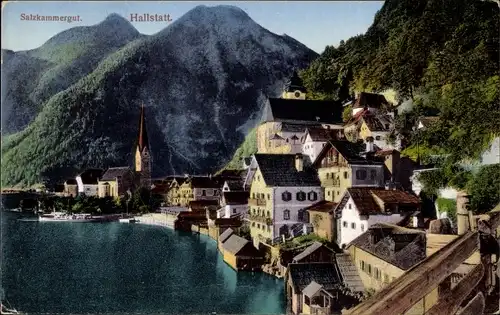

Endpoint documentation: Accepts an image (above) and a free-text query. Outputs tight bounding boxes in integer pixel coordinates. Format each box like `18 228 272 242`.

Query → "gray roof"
335 253 365 293
219 228 234 243
222 234 250 255
100 167 131 181
225 180 244 191
348 223 427 270
287 262 343 292
263 98 343 125
293 241 325 262
254 154 321 187
302 281 323 298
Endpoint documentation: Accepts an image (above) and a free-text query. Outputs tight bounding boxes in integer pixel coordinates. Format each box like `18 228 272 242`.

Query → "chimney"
295 153 304 172
366 137 374 153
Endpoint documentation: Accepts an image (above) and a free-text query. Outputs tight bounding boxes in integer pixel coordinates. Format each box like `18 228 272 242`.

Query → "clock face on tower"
294 91 301 98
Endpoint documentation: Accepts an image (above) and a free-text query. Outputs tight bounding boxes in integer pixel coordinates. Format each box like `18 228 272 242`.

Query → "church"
96 104 152 198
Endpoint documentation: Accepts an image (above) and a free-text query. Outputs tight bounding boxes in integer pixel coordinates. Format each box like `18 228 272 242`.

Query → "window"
343 221 348 228
375 136 381 140
252 193 255 199
361 224 365 232
327 191 331 196
374 267 380 280
257 175 260 181
367 264 372 275
233 209 237 214
283 209 290 220
308 191 318 201
344 171 348 179
282 191 292 202
267 211 270 217
267 194 270 200
257 223 260 229
351 222 356 229
326 173 330 179
296 191 306 201
267 226 271 232
384 273 390 283
286 138 289 143
356 169 367 180
360 261 365 271
252 222 255 227
385 124 390 129
370 170 377 180
337 191 340 195
348 204 351 209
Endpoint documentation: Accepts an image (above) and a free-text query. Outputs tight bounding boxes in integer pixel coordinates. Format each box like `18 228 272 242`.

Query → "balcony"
322 178 341 187
249 215 272 225
248 198 266 206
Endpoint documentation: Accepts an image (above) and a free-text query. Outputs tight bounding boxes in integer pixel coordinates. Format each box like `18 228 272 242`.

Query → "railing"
249 215 272 225
248 198 267 206
310 305 330 315
322 178 341 187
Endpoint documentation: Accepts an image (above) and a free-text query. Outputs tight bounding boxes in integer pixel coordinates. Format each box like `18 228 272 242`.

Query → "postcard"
1 0 499 314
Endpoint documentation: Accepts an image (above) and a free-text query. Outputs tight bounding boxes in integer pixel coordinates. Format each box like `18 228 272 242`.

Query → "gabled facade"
301 128 344 164
335 188 421 247
244 153 323 245
135 104 152 190
217 191 249 219
76 168 104 196
166 177 187 206
177 176 223 207
63 179 78 197
97 167 134 198
313 140 385 203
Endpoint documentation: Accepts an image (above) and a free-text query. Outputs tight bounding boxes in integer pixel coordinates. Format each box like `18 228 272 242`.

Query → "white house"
245 153 324 244
301 128 344 164
334 187 421 248
76 169 104 196
217 191 249 218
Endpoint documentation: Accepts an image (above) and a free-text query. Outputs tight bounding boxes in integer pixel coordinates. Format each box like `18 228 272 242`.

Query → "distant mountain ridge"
1 5 318 187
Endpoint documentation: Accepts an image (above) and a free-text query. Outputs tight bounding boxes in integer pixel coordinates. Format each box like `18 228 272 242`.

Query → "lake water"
1 211 285 314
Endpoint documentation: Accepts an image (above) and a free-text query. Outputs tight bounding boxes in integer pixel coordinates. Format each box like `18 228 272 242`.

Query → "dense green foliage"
299 0 499 212
466 164 500 214
436 198 457 224
224 127 257 169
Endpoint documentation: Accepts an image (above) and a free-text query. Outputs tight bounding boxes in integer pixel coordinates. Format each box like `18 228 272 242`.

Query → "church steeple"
138 103 149 153
282 70 307 100
135 103 152 189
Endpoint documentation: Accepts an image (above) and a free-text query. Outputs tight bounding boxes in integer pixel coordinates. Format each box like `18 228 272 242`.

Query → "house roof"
335 253 365 293
78 169 104 185
222 234 250 255
219 228 234 243
305 200 337 213
100 167 131 181
347 223 427 270
302 281 323 298
223 191 249 205
264 98 343 125
362 114 392 132
214 218 242 227
189 200 219 211
334 188 421 217
280 123 315 133
418 116 440 128
293 241 331 262
216 169 246 180
353 92 390 109
189 177 223 189
65 179 77 185
313 140 378 166
254 154 321 187
287 262 343 292
225 180 244 191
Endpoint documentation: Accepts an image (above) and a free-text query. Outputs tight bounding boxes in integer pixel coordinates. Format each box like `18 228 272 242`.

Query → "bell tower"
282 71 307 100
135 103 151 189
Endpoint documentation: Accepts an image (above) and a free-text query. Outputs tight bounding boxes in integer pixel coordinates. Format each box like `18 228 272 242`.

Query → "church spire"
138 103 149 152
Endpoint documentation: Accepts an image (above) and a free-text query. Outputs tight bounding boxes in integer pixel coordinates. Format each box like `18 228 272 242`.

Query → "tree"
467 164 500 214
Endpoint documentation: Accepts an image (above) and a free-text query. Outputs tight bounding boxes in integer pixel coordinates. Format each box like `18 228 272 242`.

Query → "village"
35 72 500 315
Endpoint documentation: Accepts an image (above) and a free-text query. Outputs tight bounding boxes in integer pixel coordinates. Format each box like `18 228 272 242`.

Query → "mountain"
1 5 318 187
1 14 141 134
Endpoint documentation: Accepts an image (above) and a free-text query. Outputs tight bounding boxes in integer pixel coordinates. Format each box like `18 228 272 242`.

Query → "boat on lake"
38 212 98 222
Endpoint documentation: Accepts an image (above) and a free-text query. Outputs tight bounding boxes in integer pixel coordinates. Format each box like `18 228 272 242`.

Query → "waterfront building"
177 176 223 207
189 199 219 212
221 234 264 271
334 187 421 247
313 140 385 203
217 228 234 251
256 72 343 155
244 153 323 246
217 191 249 219
284 262 363 315
63 179 78 197
75 169 104 197
135 104 152 190
303 201 337 242
166 177 187 206
97 167 134 198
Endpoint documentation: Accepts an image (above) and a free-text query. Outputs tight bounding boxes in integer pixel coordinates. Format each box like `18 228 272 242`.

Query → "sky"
1 1 383 54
